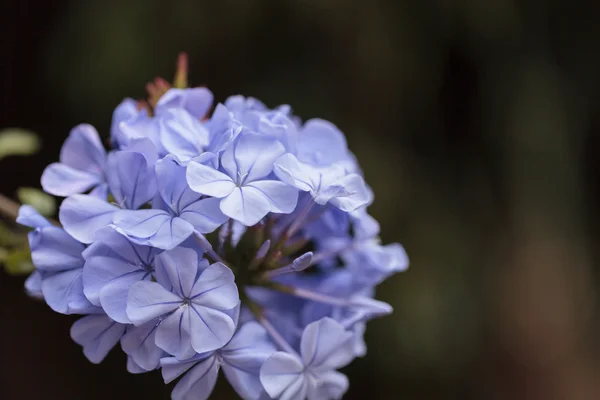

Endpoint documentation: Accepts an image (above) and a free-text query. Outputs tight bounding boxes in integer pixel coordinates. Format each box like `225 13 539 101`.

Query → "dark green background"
1 1 600 399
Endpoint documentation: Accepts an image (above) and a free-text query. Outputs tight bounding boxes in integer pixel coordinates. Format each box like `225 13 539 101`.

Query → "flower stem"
0 194 20 220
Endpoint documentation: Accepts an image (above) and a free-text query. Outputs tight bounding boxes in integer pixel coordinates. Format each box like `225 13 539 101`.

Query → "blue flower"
121 319 166 371
161 321 276 400
71 313 126 364
113 155 227 249
17 205 97 314
273 154 370 212
41 124 108 198
126 247 240 359
24 70 408 399
82 227 162 323
260 318 354 400
186 132 298 226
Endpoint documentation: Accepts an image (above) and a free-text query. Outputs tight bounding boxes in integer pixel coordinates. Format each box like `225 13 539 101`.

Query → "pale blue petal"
111 98 139 147
127 356 149 374
42 268 97 314
83 255 144 306
28 226 85 272
158 108 209 162
155 155 200 211
327 173 370 212
121 321 165 371
126 281 182 325
190 305 237 354
113 210 195 250
170 356 219 400
189 262 238 309
100 270 151 323
246 180 298 214
156 87 214 119
300 318 354 370
296 119 348 166
221 133 285 183
273 154 314 192
24 271 44 298
106 151 156 209
89 183 109 199
113 209 172 240
17 205 52 228
221 322 276 400
220 187 270 226
260 352 304 400
311 371 349 399
161 353 210 384
157 247 199 298
70 314 125 364
59 124 106 175
155 307 195 360
186 161 236 197
59 194 119 244
180 197 228 234
41 163 101 196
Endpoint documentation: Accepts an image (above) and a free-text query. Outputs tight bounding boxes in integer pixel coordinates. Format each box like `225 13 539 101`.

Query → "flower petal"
41 163 101 197
155 307 195 360
100 270 151 323
246 180 298 214
189 305 237 354
106 150 156 209
300 317 354 370
157 247 199 298
121 321 164 371
190 262 239 310
59 194 119 244
170 356 219 400
260 352 305 399
180 197 229 234
60 124 106 175
126 281 182 325
221 133 285 183
28 226 85 272
186 161 236 198
220 187 270 226
113 210 194 250
273 153 315 192
71 314 125 364
42 268 97 314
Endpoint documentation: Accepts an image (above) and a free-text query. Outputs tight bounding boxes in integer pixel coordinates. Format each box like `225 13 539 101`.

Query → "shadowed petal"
121 321 165 371
71 314 125 364
170 355 219 400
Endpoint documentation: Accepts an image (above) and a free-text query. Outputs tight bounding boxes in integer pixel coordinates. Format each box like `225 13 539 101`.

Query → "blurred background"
1 0 600 399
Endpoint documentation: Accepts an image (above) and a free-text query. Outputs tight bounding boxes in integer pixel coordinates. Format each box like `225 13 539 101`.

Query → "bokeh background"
2 0 600 399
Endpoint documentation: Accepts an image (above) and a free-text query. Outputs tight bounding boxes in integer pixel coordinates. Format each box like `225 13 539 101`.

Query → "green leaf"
17 187 56 217
0 128 41 160
2 247 34 275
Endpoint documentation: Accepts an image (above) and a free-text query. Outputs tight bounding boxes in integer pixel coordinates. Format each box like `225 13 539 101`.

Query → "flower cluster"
19 60 408 400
